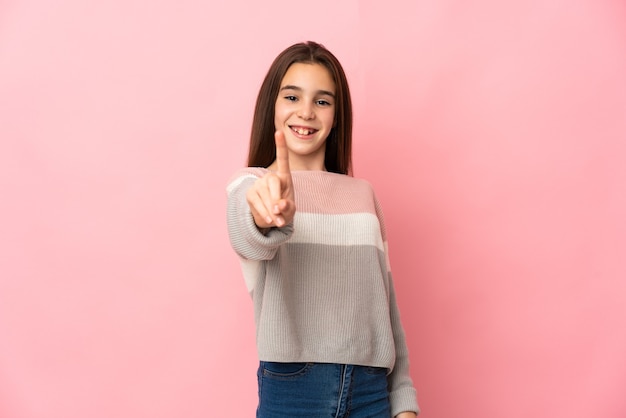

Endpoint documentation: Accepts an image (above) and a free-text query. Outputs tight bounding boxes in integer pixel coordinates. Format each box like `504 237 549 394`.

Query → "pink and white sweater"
226 167 419 416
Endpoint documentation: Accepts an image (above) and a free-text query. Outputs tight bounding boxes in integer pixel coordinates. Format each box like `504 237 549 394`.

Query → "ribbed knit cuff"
389 386 420 417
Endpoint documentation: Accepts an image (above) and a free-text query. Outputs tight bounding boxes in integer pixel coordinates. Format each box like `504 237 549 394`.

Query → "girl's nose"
297 103 315 120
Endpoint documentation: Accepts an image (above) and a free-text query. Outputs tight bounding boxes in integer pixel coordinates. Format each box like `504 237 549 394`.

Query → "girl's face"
273 63 336 171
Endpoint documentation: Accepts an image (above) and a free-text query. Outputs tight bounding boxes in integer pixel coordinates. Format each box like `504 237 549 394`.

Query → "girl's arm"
373 193 420 416
386 274 420 417
226 173 293 261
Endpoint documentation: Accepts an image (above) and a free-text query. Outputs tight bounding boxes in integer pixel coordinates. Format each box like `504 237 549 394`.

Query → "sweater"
226 167 419 417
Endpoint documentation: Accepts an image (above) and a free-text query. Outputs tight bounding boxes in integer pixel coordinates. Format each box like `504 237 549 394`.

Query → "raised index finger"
274 130 291 178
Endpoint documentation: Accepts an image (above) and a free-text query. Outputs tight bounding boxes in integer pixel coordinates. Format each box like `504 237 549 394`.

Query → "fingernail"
273 205 279 214
265 216 272 224
276 217 283 227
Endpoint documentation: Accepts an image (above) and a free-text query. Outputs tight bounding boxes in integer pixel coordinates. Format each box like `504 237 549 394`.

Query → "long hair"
247 41 353 175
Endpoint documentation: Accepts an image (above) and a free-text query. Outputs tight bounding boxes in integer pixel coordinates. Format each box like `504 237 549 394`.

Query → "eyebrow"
280 85 336 98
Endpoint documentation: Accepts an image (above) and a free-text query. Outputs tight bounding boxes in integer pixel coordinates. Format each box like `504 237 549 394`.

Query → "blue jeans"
257 362 391 418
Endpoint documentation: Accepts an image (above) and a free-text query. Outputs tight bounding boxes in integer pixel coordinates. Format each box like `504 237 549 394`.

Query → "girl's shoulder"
228 166 268 181
329 172 376 192
226 167 269 191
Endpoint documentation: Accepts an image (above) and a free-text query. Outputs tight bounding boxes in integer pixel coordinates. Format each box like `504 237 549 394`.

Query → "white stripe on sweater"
291 212 385 253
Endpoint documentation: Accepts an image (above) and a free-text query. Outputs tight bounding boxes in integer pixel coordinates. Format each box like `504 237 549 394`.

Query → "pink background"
1 1 625 417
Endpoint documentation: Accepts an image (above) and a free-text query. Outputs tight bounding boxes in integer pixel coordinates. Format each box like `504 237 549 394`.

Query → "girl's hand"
395 412 418 418
246 130 296 229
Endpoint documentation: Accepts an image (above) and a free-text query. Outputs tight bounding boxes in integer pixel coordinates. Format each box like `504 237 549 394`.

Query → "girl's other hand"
246 130 296 229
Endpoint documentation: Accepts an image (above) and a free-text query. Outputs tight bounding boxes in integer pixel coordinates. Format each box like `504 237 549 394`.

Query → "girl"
226 41 419 418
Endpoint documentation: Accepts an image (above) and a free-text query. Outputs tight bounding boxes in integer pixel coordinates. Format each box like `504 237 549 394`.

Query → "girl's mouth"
290 126 318 136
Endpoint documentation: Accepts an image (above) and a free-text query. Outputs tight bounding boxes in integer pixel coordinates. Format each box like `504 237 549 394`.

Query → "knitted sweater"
226 167 419 416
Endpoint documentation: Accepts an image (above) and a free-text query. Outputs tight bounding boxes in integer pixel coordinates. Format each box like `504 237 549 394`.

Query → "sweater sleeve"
226 173 294 261
374 194 420 416
387 274 420 416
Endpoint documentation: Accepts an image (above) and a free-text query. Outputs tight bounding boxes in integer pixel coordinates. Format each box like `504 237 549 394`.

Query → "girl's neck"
268 157 326 171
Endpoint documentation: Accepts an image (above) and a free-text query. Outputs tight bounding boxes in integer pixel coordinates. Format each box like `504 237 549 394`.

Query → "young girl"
226 41 419 418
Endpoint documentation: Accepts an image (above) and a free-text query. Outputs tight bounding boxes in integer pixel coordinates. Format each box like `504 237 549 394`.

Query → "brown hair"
247 41 353 175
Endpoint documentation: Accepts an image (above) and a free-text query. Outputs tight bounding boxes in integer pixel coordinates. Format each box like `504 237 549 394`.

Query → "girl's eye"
284 95 297 102
316 100 331 106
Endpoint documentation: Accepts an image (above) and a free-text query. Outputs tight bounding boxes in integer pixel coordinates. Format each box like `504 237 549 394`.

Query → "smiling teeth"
293 127 314 135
